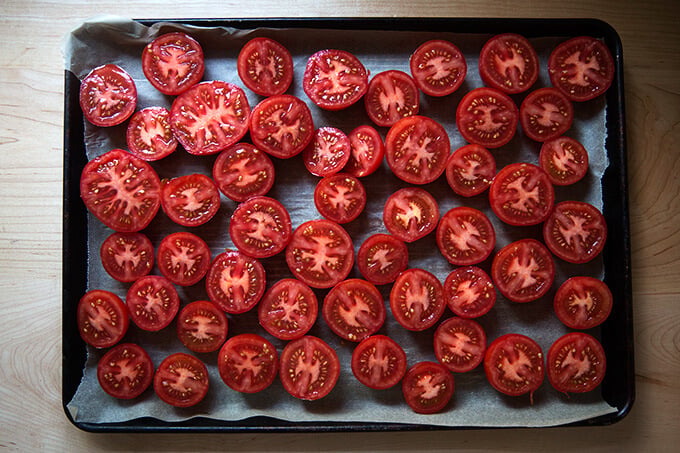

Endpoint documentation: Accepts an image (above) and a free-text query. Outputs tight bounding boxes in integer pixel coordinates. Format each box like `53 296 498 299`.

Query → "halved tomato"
543 200 607 264
212 143 275 202
100 231 154 283
409 39 467 97
365 70 420 128
303 127 351 177
142 32 204 95
539 136 589 186
390 268 445 331
547 332 606 394
351 335 407 390
77 290 129 349
479 33 539 94
456 87 518 149
554 276 613 330
279 336 340 400
489 162 555 226
218 333 279 393
436 206 496 266
356 233 408 286
323 279 386 342
314 173 366 224
153 353 209 408
402 361 454 414
519 87 573 142
97 343 153 400
445 144 497 197
160 173 221 227
491 239 555 303
157 232 211 286
79 64 137 127
434 317 487 373
229 196 292 258
258 278 318 340
237 37 293 96
443 266 496 319
126 106 177 161
177 300 228 353
205 250 266 314
382 187 440 243
302 49 369 110
126 275 180 332
484 333 544 401
344 125 385 178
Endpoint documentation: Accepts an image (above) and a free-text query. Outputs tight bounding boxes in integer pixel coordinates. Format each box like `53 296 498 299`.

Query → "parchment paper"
63 16 616 428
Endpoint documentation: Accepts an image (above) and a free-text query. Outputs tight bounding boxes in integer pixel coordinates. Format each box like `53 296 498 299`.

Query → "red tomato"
170 80 251 155
436 206 496 266
390 268 445 331
206 250 266 314
126 275 180 332
314 173 366 224
126 106 177 161
351 335 407 390
177 300 228 353
554 276 613 330
212 143 275 202
303 127 351 177
479 33 539 94
141 32 204 95
543 200 607 264
456 87 518 149
157 232 211 286
237 37 293 96
445 144 496 197
302 49 369 110
99 231 154 282
160 173 221 227
519 87 573 142
548 36 615 102
80 149 161 233
79 64 137 127
365 70 420 128
491 239 555 303
382 187 440 243
385 115 450 185
97 343 153 400
153 352 209 407
409 39 467 97
434 317 487 373
258 278 318 341
285 219 354 289
229 196 292 258
547 332 606 394
357 233 408 286
279 336 340 400
77 290 129 349
218 333 279 393
249 94 315 159
323 279 386 342
443 266 496 319
484 333 544 401
402 361 454 414
345 125 385 178
539 136 589 186
489 162 555 226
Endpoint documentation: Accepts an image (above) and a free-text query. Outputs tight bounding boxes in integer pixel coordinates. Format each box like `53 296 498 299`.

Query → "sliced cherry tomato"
314 173 366 224
170 80 251 156
357 233 408 286
79 64 137 127
519 87 573 142
491 239 555 303
489 162 555 226
142 32 204 95
539 136 589 186
402 361 455 414
206 250 266 314
456 87 518 149
436 206 496 266
126 106 177 161
218 333 279 393
303 127 351 177
258 278 318 340
445 144 496 197
177 300 228 353
126 275 180 332
153 352 209 408
160 173 221 227
212 143 275 202
100 231 154 282
229 196 292 258
484 333 544 401
97 343 153 400
443 266 496 319
554 276 613 330
237 37 293 96
80 149 161 233
77 289 129 349
345 125 385 178
543 200 607 264
434 317 487 373
365 70 420 128
303 49 369 110
351 335 407 390
323 279 386 342
382 187 440 243
547 332 606 394
409 39 467 97
548 36 615 102
279 336 340 400
285 219 354 289
479 33 539 94
390 268 445 331
157 232 211 286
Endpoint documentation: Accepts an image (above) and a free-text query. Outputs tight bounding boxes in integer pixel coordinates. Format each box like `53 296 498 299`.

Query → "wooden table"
1 1 678 451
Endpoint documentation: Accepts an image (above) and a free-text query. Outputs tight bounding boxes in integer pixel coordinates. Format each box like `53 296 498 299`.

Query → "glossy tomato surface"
351 335 407 390
402 361 454 414
554 276 613 330
390 268 445 331
314 173 366 224
491 238 555 303
126 106 177 161
365 70 420 127
436 206 496 266
258 278 318 340
157 232 211 286
249 94 314 159
79 64 137 127
484 334 544 400
206 250 266 314
445 144 496 197
383 187 440 243
489 162 555 226
409 39 466 97
177 300 228 353
229 196 292 258
97 343 153 400
434 317 487 373
153 353 209 407
539 136 589 186
345 125 385 178
303 49 369 110
160 173 221 227
100 231 154 282
237 37 293 96
519 87 573 142
218 333 279 393
357 233 408 286
543 200 607 264
443 266 496 319
126 275 180 332
323 279 386 342
303 127 351 177
142 32 204 95
547 332 606 394
279 336 340 400
77 290 129 349
456 87 518 148
213 143 275 202
479 33 539 94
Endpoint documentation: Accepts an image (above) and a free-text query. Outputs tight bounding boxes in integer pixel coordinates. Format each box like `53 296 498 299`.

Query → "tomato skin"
434 317 487 373
489 162 555 226
322 279 386 342
543 200 607 264
443 266 496 319
258 278 318 341
153 353 209 408
77 290 129 349
314 173 366 224
142 32 204 95
547 332 606 394
436 206 496 266
539 136 589 186
365 70 420 128
177 300 228 353
206 250 266 314
238 37 293 96
160 173 221 227
479 33 539 94
100 231 154 283
157 232 211 286
390 268 445 331
79 64 137 127
383 187 440 243
279 336 340 400
97 343 154 400
402 361 455 414
357 233 408 286
456 87 518 149
126 275 180 332
303 49 369 111
212 143 275 202
126 106 178 161
229 196 292 259
491 238 555 303
345 125 385 178
351 335 407 390
218 334 279 393
484 333 544 400
554 276 613 330
445 144 496 197
409 39 467 97
519 87 574 142
303 127 351 177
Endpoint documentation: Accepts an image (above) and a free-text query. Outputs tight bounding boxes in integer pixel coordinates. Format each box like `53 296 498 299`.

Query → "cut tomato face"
303 127 351 177
436 206 496 266
205 250 266 314
77 290 129 349
285 219 354 289
126 106 177 161
237 37 293 96
484 333 544 401
409 39 467 97
212 143 275 202
218 333 279 393
519 87 573 142
402 361 454 414
456 87 518 149
365 70 420 128
543 200 607 264
548 36 615 102
79 64 137 127
547 332 606 394
351 335 407 390
323 279 386 342
157 232 211 286
554 276 612 330
229 196 292 258
314 173 366 224
97 343 153 400
434 317 487 373
80 149 161 232
357 233 408 286
142 32 204 95
383 187 440 243
303 49 369 110
539 136 589 186
177 300 228 353
153 352 209 408
258 278 318 341
445 144 496 197
345 125 385 178
160 173 221 227
100 231 154 282
491 239 555 303
279 336 340 400
489 162 555 226
126 275 180 332
390 268 445 331
479 33 539 94
170 80 251 155
443 266 496 319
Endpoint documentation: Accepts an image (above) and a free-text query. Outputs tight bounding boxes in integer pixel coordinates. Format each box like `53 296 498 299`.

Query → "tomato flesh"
479 33 539 94
314 173 366 224
383 187 440 243
229 196 292 258
443 266 496 319
351 335 407 390
160 173 221 227
303 49 369 110
303 127 351 177
491 238 555 303
410 39 467 97
97 343 153 399
126 106 177 161
280 336 340 400
177 300 228 353
445 144 496 197
157 232 211 286
554 276 613 330
345 125 385 178
153 353 209 407
434 317 487 373
402 361 455 414
77 290 129 349
357 233 408 286
547 332 606 394
142 32 204 95
365 70 420 128
390 268 445 331
539 136 589 186
456 87 518 149
323 279 386 342
484 334 544 401
212 143 275 202
520 87 573 142
79 64 137 127
218 333 279 393
436 206 496 266
205 250 266 314
543 200 607 264
489 162 555 226
238 37 293 96
100 231 154 283
258 278 318 340
126 275 180 332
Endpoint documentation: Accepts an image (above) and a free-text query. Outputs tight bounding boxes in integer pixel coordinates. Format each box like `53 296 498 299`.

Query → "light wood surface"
1 1 679 451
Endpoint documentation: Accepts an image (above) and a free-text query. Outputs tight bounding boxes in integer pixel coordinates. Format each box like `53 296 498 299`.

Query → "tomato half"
126 275 180 332
80 149 161 232
218 333 279 393
456 87 518 149
79 64 137 127
345 125 385 178
539 136 589 186
519 87 573 142
177 300 228 353
97 343 153 400
357 233 408 286
157 232 211 286
445 144 496 197
99 231 154 282
237 37 293 96
142 32 204 95
126 106 177 161
365 70 420 128
547 332 606 394
160 173 221 227
302 127 351 177
258 278 318 341
554 276 613 330
382 187 440 243
491 239 555 303
153 353 209 408
351 335 407 390
323 279 386 342
314 173 366 224
212 143 275 202
409 39 467 97
436 206 496 266
206 250 266 314
279 336 340 401
302 49 369 110
390 268 445 331
434 317 487 373
77 290 129 349
229 196 292 258
402 361 454 414
443 266 496 319
543 200 607 264
479 33 539 94
484 333 544 401
489 162 555 226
